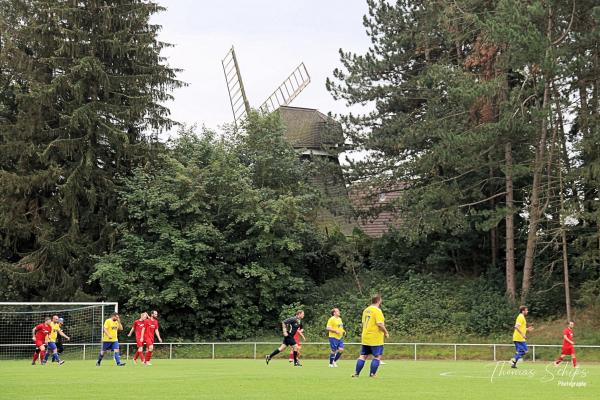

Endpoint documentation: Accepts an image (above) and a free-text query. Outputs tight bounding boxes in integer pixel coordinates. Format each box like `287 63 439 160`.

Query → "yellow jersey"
361 305 385 346
48 322 60 342
327 316 345 339
513 313 527 342
102 319 120 342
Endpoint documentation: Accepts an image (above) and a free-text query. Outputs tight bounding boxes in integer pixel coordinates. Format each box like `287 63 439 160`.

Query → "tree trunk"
489 158 497 268
491 226 497 268
505 141 516 303
561 227 572 320
579 80 590 137
521 10 554 303
560 186 571 321
558 134 572 320
521 81 550 303
592 49 600 252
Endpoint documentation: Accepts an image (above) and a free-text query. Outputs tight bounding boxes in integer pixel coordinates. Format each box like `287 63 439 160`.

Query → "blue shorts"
102 341 119 351
47 342 57 351
514 341 528 354
360 345 384 357
329 338 344 351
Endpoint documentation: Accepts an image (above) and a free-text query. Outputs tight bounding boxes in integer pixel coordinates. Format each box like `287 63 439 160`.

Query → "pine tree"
0 0 183 299
572 1 600 270
327 0 596 306
327 0 520 277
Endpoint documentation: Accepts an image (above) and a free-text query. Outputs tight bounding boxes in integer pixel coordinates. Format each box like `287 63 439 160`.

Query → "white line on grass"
440 371 489 379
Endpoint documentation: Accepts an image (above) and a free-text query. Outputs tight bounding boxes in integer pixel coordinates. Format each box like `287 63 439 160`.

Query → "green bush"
92 119 332 340
303 272 515 341
577 278 600 308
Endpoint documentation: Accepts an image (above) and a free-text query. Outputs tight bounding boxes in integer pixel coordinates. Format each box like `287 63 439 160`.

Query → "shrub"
303 272 515 341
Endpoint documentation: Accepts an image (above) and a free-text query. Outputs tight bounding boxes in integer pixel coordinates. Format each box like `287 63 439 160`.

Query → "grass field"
1 358 596 399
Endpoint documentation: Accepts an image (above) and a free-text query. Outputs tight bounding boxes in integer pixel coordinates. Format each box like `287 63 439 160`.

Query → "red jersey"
562 327 574 347
144 318 159 342
132 319 146 340
34 323 51 342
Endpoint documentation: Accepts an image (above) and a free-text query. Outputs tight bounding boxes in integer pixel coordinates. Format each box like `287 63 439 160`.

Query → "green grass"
2 358 597 399
50 341 600 362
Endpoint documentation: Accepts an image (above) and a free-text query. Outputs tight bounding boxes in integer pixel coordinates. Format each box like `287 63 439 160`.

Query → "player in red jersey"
31 317 52 365
144 310 163 365
555 320 576 367
127 312 148 364
288 327 305 363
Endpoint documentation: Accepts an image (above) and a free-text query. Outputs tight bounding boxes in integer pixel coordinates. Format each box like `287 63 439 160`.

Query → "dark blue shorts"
47 342 57 351
360 345 384 357
102 341 119 351
329 338 344 351
514 341 528 354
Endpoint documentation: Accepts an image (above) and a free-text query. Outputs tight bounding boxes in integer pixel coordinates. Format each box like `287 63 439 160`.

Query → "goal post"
0 302 118 359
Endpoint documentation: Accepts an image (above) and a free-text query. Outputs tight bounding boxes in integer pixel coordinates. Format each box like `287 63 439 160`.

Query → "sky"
152 0 373 137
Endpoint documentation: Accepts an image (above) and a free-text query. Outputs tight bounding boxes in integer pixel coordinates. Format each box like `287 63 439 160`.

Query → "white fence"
2 342 600 361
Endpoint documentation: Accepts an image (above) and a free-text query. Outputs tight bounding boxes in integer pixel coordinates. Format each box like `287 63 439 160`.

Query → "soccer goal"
0 302 118 359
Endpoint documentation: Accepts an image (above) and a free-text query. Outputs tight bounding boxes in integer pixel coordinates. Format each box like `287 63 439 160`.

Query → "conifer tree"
328 0 596 305
0 0 182 299
572 2 600 269
327 0 518 276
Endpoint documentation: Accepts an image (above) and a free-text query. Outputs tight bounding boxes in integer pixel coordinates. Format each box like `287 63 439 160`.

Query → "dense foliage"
1 0 599 340
307 272 515 340
92 115 336 339
327 0 600 308
0 0 182 299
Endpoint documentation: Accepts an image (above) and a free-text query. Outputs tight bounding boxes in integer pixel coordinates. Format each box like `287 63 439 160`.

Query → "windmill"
221 46 354 235
221 46 311 128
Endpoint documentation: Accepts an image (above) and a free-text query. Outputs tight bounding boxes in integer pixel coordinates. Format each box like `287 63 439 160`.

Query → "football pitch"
1 359 596 399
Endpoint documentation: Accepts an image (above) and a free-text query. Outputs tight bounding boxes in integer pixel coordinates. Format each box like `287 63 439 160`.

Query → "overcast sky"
152 0 372 137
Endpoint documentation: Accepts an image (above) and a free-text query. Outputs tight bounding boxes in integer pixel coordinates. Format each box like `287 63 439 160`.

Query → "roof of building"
348 186 404 238
278 106 344 150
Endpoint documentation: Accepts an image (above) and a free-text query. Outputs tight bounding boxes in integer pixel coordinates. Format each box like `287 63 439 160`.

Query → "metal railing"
2 342 600 361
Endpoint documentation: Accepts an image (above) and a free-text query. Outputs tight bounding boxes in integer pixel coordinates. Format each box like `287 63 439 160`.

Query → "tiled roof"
348 187 404 238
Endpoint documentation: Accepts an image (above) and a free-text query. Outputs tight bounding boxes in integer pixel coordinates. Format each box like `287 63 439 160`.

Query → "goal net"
0 302 118 359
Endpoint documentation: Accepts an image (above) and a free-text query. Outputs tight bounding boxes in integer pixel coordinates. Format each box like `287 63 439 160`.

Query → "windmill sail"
259 62 310 113
221 46 250 127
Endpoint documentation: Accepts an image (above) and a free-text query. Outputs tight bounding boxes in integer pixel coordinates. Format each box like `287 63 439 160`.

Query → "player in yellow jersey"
43 315 70 365
326 308 345 367
56 318 66 355
96 312 126 367
510 305 533 368
352 294 389 378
